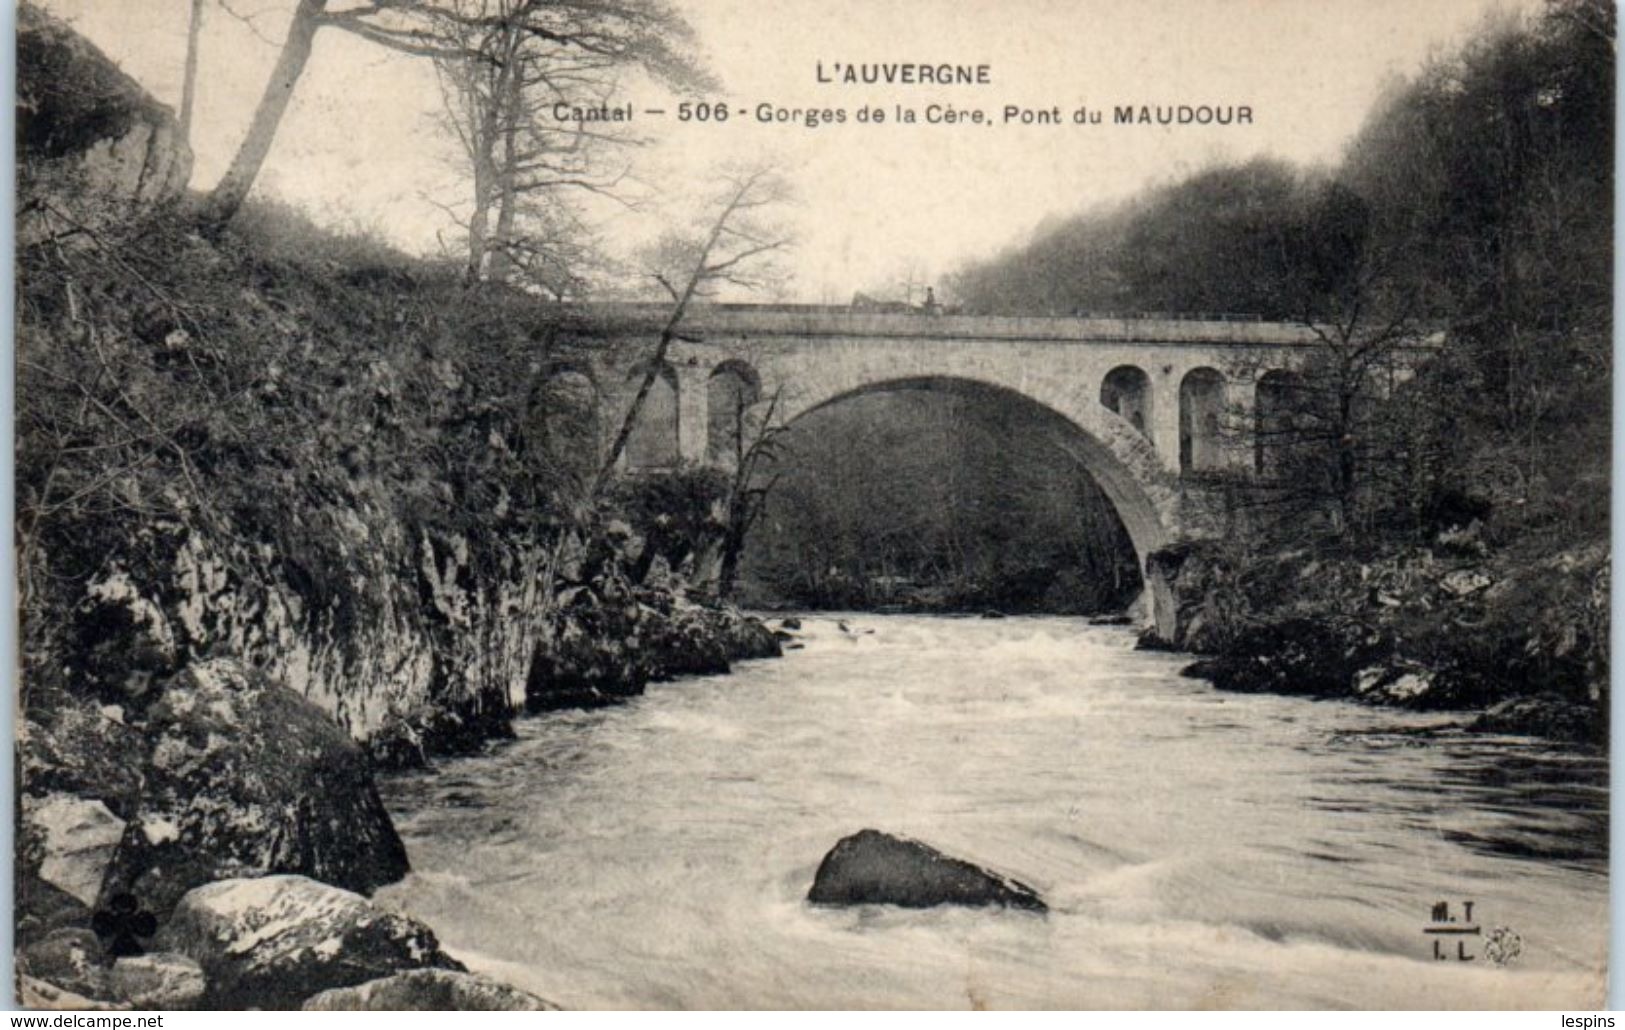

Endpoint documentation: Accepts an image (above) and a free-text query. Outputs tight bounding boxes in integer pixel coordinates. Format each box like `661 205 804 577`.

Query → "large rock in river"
807 829 1046 912
101 659 410 921
159 875 464 1010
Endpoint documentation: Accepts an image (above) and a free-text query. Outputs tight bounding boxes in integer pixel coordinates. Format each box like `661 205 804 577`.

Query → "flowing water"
377 615 1609 1009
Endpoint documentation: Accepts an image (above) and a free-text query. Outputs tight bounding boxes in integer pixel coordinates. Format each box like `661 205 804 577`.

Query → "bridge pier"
1151 369 1183 471
677 364 710 465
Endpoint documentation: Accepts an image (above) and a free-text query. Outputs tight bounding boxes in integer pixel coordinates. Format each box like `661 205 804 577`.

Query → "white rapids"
376 614 1608 1009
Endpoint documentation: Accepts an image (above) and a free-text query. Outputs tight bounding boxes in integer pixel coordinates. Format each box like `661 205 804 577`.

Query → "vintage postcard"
13 0 1612 1011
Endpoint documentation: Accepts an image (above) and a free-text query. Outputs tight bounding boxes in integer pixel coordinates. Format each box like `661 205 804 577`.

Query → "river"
376 614 1608 1009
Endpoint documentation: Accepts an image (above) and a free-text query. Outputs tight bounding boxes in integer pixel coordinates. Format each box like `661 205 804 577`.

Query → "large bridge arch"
585 306 1396 571
774 373 1180 569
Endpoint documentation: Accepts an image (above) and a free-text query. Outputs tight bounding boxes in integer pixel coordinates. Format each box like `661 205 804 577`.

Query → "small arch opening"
1179 367 1226 473
533 364 600 469
1101 365 1154 442
624 362 680 470
1255 369 1307 476
707 360 762 465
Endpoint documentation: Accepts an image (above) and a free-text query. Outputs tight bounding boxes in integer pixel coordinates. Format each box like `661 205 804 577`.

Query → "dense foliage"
949 160 1368 321
947 2 1611 720
951 1 1610 554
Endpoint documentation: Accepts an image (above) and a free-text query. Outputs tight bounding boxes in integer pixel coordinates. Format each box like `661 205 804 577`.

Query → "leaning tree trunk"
1333 385 1359 537
487 61 524 283
465 159 494 284
197 0 327 232
592 174 764 495
178 0 204 145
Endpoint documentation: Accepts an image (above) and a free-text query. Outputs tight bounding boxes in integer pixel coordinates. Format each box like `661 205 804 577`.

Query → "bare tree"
1251 316 1427 538
430 0 647 287
591 165 793 497
1223 238 1431 542
710 385 790 600
196 0 707 232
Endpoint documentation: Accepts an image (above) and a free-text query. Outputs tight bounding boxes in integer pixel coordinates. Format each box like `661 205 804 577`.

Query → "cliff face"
16 18 783 991
15 213 783 992
67 510 552 746
18 2 193 243
13 15 780 743
21 205 778 752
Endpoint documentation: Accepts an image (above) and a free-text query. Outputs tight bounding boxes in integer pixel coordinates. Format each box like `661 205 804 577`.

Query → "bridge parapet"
566 302 1325 347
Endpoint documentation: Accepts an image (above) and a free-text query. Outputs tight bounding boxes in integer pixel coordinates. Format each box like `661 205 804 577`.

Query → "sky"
38 0 1537 302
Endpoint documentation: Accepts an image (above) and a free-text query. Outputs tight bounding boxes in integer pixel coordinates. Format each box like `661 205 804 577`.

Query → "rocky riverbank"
1139 535 1608 746
15 5 784 1007
19 595 780 1009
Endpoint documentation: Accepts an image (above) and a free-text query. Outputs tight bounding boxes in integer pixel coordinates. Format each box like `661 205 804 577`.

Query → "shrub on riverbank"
1164 537 1608 744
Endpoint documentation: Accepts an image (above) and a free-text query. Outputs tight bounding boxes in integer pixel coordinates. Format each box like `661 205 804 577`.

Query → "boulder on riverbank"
17 974 119 1011
1471 694 1602 746
1165 539 1609 743
366 695 517 770
17 928 110 1002
1142 540 1241 652
159 875 464 1010
645 596 734 679
807 829 1046 912
16 874 94 950
20 693 145 816
100 659 410 922
14 934 206 1010
24 795 126 909
525 595 657 712
106 953 207 1009
722 613 784 661
528 565 783 711
19 665 400 948
17 696 147 946
645 595 784 679
1180 618 1376 699
303 969 559 1011
1352 662 1439 705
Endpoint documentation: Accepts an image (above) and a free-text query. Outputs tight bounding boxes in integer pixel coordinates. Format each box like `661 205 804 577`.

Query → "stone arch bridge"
558 304 1410 575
